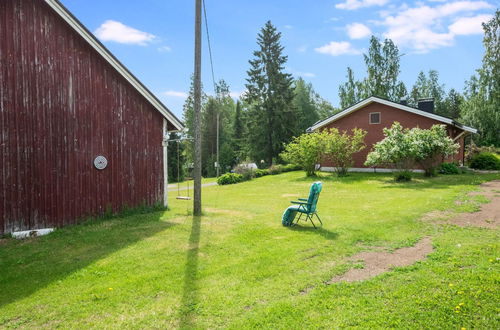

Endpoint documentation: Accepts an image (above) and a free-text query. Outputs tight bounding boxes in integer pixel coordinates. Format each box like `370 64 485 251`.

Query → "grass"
1 171 499 328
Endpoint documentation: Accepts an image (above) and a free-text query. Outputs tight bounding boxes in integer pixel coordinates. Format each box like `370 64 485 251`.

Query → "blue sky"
60 0 498 119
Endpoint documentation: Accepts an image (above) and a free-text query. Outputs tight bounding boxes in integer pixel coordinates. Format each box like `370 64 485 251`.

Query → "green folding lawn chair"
282 181 323 228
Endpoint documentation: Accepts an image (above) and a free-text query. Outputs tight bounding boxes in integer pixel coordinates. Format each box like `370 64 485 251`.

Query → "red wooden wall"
320 102 466 168
0 0 167 234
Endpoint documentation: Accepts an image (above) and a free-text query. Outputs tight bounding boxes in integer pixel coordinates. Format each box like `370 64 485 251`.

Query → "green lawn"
1 171 499 329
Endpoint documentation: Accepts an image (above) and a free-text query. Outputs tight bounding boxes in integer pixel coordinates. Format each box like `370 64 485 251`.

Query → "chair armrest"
298 198 308 201
290 201 308 205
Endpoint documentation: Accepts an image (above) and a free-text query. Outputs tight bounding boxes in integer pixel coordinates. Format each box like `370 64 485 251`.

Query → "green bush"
469 152 500 170
217 173 243 185
269 165 283 175
282 164 301 172
254 169 269 177
394 170 412 182
438 162 461 174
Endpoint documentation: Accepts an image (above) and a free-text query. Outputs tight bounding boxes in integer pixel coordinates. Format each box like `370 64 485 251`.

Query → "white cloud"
379 1 493 53
157 46 172 52
335 0 389 10
94 20 156 45
315 41 361 56
297 45 308 52
346 23 372 39
449 14 492 35
163 90 188 98
284 25 293 29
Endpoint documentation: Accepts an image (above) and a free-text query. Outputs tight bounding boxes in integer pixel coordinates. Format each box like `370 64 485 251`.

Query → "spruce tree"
244 21 297 165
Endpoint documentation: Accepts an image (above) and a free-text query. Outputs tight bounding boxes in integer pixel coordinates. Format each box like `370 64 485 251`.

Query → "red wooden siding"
320 102 466 168
0 0 167 234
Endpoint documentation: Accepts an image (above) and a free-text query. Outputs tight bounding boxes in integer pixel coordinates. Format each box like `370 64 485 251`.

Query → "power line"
202 0 217 94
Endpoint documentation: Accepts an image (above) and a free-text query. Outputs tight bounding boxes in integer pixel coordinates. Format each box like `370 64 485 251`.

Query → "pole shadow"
179 215 201 329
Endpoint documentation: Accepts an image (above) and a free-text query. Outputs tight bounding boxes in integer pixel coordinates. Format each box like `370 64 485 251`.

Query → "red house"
308 96 477 172
0 0 183 234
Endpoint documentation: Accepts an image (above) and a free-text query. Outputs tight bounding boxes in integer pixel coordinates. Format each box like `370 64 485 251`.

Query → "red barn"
309 96 476 172
0 0 183 234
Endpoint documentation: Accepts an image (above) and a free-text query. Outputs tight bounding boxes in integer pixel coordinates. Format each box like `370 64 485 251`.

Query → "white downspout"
163 119 169 208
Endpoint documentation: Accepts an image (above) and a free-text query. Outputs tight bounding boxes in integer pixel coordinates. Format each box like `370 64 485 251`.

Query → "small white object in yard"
11 228 54 239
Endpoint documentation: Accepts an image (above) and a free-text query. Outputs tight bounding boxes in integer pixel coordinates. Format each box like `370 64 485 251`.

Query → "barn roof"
308 96 477 134
44 0 183 131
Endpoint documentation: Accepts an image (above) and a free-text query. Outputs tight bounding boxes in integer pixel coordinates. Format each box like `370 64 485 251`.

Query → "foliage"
201 80 237 177
409 125 459 177
339 36 407 107
323 128 367 176
280 131 327 176
268 165 283 175
465 142 500 163
366 123 459 178
460 11 500 147
233 164 255 181
293 78 320 132
167 133 186 183
232 101 245 163
254 169 269 177
438 162 461 175
365 122 415 174
244 21 298 164
217 173 243 185
394 170 413 182
409 70 445 113
469 152 500 170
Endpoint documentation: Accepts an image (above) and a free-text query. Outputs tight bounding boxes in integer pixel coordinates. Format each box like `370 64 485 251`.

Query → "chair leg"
308 214 317 228
315 213 323 227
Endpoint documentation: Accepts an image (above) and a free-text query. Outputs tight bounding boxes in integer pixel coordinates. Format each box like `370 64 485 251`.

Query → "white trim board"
320 167 425 173
309 96 477 134
44 0 183 131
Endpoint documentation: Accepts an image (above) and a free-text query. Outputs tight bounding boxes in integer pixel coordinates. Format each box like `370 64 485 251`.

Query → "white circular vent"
94 156 108 170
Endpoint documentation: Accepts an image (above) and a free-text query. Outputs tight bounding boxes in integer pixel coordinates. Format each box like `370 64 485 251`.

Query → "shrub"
217 173 243 185
439 162 461 174
409 125 459 177
268 165 283 175
365 122 415 174
365 123 459 178
465 143 500 163
394 170 413 182
324 128 366 177
469 152 500 170
254 169 269 177
282 164 301 172
280 131 327 176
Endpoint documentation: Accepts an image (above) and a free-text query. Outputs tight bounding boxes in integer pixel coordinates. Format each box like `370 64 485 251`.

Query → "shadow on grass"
292 172 498 190
288 225 339 241
179 216 201 329
0 212 176 308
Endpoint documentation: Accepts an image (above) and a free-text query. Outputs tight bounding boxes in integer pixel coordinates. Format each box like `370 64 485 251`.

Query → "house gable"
44 0 183 131
309 96 476 134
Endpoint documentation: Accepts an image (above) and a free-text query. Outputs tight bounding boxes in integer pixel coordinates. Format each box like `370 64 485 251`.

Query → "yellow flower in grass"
459 302 464 306
108 287 113 291
457 291 464 294
449 283 454 287
461 328 466 330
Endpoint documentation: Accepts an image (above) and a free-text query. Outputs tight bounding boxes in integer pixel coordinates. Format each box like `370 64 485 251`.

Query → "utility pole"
216 111 220 177
193 0 202 216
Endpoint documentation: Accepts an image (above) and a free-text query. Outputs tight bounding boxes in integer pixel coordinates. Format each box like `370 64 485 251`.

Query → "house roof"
44 0 183 131
308 96 477 134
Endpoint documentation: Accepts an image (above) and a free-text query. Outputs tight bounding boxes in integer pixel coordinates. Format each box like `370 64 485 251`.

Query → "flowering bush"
408 125 459 176
324 128 366 176
365 122 459 179
365 122 415 176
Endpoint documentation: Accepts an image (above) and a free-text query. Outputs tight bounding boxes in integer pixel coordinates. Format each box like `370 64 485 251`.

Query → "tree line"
170 12 499 182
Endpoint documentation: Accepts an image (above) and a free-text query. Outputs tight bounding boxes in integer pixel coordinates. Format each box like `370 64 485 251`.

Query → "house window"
369 112 381 124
